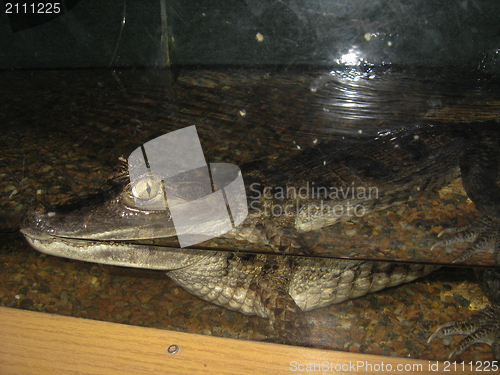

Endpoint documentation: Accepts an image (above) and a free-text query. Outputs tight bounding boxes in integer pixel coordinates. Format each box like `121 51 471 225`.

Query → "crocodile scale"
20 121 500 357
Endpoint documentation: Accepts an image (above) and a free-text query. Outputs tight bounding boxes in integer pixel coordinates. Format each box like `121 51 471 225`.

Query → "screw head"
167 344 179 354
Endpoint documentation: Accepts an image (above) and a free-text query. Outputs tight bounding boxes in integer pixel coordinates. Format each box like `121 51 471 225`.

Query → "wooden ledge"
0 306 452 374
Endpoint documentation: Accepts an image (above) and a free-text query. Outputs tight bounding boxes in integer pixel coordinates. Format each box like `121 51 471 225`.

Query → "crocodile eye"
131 176 162 202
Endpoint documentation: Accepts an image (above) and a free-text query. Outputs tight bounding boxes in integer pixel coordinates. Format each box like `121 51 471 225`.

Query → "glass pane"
1 67 500 363
2 0 500 363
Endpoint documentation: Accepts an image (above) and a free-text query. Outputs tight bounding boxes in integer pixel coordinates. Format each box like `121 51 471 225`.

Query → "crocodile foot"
431 217 500 263
428 305 500 358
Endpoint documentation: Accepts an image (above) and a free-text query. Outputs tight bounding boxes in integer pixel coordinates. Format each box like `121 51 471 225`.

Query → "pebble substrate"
1 67 500 362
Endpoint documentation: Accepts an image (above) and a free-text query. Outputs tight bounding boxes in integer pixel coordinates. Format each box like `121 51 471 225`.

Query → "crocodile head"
20 158 207 270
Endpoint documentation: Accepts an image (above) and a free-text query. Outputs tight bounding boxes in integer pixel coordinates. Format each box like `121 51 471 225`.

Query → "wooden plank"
0 306 472 374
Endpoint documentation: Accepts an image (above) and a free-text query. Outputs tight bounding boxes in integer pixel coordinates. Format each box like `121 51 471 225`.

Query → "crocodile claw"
428 306 500 358
431 217 500 263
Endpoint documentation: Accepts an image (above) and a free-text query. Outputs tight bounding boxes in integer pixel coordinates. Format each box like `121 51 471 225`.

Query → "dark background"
1 0 500 70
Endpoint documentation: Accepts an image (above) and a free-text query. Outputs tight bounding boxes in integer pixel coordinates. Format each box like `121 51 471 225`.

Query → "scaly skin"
20 121 500 358
167 251 438 340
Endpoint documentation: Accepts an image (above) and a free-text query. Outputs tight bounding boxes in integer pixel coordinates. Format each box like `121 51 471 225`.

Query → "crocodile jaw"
21 227 206 271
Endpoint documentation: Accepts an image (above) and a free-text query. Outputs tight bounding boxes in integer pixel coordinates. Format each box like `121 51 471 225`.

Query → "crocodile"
20 120 500 359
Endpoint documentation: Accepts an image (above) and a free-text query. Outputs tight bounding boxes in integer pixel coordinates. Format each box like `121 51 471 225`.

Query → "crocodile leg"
166 251 309 341
431 131 500 263
247 256 309 343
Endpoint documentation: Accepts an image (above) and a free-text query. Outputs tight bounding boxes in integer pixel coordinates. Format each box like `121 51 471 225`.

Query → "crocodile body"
167 251 438 340
227 122 467 251
20 121 500 357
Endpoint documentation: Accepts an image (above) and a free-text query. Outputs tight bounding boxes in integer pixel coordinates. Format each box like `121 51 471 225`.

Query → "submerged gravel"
1 67 499 362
